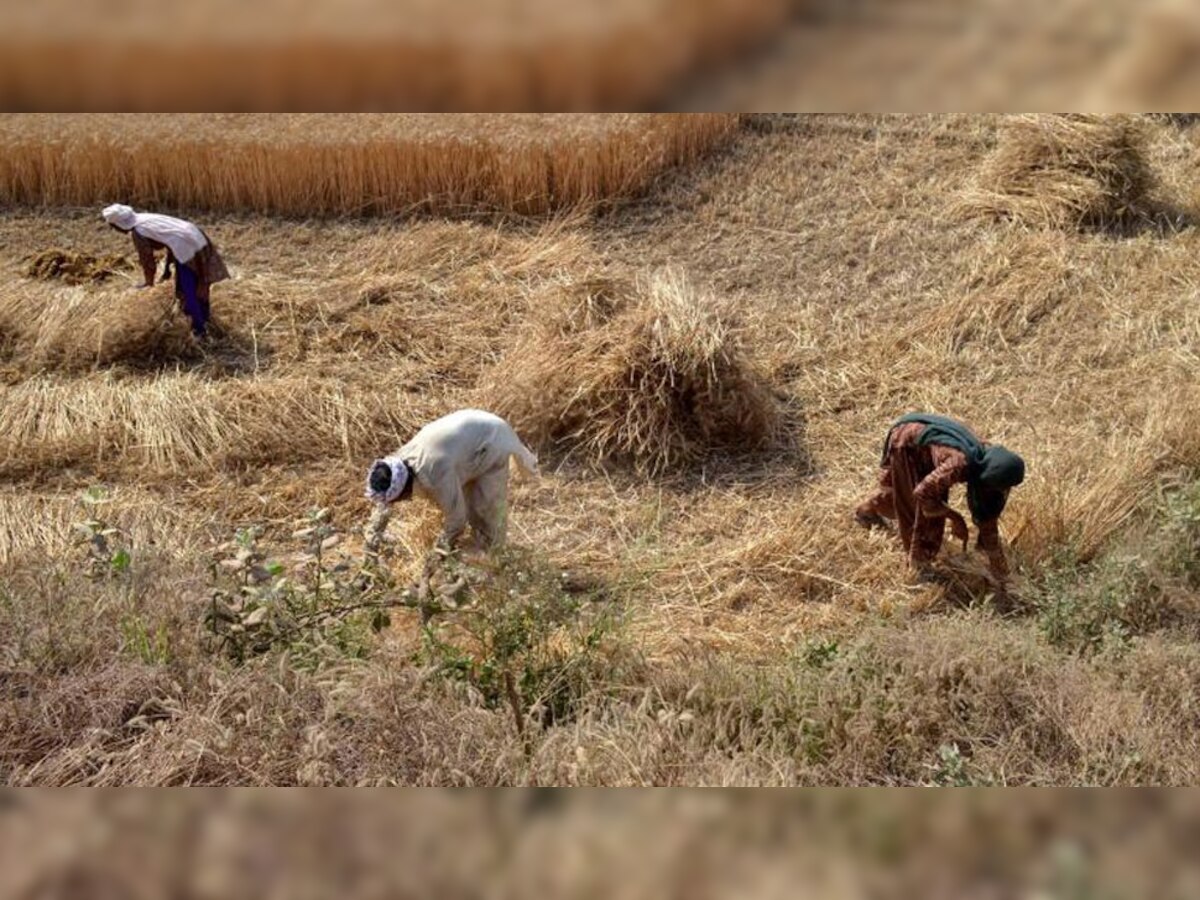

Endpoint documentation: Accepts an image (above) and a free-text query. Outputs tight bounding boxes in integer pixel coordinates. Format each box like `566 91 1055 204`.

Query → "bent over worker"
102 204 229 338
854 413 1025 585
364 409 539 554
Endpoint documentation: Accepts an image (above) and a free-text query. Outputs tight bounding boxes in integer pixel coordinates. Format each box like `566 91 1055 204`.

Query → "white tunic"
379 409 538 546
129 213 209 264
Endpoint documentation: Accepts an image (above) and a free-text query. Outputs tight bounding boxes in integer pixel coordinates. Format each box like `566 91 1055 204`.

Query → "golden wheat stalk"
0 115 743 216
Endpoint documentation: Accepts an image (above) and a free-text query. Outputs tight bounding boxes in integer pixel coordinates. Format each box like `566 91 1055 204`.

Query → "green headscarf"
883 413 1025 524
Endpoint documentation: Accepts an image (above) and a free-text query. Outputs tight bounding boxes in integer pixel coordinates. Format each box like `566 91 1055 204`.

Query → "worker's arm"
364 502 392 556
131 231 158 287
913 455 970 549
976 518 1009 583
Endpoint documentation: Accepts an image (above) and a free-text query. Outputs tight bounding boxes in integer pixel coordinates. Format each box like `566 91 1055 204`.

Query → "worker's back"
129 212 209 264
399 409 536 487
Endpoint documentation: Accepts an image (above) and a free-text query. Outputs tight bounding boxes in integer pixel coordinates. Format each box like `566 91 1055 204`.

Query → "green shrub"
419 545 622 734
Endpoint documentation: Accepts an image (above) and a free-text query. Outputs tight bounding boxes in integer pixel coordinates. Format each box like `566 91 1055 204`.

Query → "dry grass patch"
910 233 1076 352
0 486 211 568
1010 387 1200 570
955 114 1155 230
483 269 784 473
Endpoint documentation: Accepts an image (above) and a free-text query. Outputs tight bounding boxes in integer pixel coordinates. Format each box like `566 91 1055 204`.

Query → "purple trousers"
175 264 209 337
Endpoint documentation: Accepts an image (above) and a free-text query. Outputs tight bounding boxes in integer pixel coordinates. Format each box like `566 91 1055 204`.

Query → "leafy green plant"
73 486 133 580
1158 479 1200 586
800 637 840 670
419 546 620 745
1029 480 1200 656
203 509 399 667
923 740 997 787
121 613 171 665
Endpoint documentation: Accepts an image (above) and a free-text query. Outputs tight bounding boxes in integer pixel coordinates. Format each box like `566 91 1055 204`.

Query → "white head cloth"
364 458 410 505
102 203 138 230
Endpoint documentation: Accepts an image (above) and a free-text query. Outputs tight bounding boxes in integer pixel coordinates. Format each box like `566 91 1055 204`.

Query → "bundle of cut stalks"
955 114 1154 230
0 372 425 480
482 270 781 474
0 281 194 372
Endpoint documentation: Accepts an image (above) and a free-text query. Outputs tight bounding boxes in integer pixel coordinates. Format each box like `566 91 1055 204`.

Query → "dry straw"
0 373 420 480
482 269 783 474
0 279 195 373
954 114 1154 230
0 487 208 568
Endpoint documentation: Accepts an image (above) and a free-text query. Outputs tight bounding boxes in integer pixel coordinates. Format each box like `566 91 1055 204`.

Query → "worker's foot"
854 511 889 531
911 563 942 585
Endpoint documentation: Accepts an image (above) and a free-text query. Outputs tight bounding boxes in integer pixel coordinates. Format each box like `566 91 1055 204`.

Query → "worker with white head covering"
102 204 229 338
364 409 539 553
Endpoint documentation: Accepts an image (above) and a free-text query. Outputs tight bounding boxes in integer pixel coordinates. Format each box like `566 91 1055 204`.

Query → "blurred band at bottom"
1 789 1198 899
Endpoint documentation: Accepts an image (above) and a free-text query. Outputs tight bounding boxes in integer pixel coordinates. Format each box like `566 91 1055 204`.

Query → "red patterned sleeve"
131 230 158 286
912 449 968 512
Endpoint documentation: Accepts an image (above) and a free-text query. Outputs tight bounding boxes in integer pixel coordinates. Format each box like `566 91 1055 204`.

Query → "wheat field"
3 114 1200 786
0 114 741 216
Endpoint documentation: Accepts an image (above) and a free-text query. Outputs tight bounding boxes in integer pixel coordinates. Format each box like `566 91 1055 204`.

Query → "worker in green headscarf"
854 413 1025 586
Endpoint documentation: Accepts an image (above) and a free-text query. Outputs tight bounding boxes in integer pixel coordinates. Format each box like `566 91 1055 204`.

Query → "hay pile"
24 249 131 285
0 281 195 372
482 270 781 473
955 115 1154 229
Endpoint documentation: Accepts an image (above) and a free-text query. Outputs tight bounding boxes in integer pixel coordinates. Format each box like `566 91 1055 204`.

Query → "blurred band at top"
0 0 1197 111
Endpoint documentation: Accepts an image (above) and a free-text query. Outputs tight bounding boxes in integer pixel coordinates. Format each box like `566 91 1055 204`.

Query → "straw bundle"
0 280 195 372
482 270 781 473
955 114 1154 229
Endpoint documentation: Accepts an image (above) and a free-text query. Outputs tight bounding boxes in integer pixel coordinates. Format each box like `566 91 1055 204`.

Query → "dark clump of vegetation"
24 248 132 285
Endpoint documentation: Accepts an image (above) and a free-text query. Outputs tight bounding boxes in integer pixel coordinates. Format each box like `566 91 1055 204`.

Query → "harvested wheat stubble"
483 269 783 474
1010 387 1200 570
903 231 1076 353
954 114 1154 230
0 114 742 217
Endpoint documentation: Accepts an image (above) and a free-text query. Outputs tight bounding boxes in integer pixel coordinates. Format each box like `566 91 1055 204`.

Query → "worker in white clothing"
364 409 539 553
102 203 229 338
